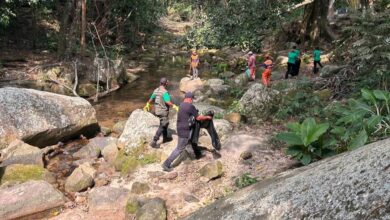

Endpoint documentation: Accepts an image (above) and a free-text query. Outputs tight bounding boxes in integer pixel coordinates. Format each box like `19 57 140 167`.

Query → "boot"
161 163 173 172
162 136 173 143
149 140 158 148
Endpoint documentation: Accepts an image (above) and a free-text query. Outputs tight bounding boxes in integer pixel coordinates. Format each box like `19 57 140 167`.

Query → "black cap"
185 92 194 99
160 77 168 85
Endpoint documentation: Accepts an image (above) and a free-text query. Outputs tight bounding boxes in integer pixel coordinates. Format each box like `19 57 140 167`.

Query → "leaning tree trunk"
80 0 87 55
300 0 336 45
57 0 75 57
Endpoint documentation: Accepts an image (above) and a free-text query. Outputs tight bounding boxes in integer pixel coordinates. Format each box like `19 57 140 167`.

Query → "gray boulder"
101 142 118 163
185 138 390 220
320 65 346 78
112 120 127 135
64 162 96 192
74 137 117 160
219 71 235 79
136 197 167 220
179 77 204 93
118 109 159 152
193 103 225 116
205 79 224 87
88 186 129 215
199 161 223 180
213 119 233 141
0 87 99 148
0 139 44 167
238 83 280 122
0 180 65 220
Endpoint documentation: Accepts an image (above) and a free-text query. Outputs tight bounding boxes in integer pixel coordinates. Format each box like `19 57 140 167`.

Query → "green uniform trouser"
153 114 169 142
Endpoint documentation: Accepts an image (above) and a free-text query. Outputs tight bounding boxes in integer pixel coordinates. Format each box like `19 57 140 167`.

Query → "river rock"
88 186 129 218
276 55 288 66
0 87 99 148
238 83 280 122
125 196 140 215
219 71 235 79
118 109 159 153
91 58 129 88
131 182 150 194
77 83 97 97
112 120 127 134
179 77 204 93
209 84 231 96
0 180 65 220
64 163 96 192
205 78 224 87
199 161 223 180
0 164 46 186
0 139 44 167
102 142 118 163
185 138 390 220
320 65 346 78
136 197 167 220
193 103 225 116
224 112 241 123
233 74 249 87
73 144 101 160
213 119 233 141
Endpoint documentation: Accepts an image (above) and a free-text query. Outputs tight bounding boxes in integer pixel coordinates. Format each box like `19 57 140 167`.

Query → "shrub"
235 173 258 189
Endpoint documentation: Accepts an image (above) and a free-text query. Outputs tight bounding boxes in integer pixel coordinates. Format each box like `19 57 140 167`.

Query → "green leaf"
349 130 368 150
365 115 382 130
286 122 301 133
301 154 312 165
330 126 346 135
285 145 302 157
301 118 329 146
373 90 389 101
276 132 303 146
361 89 377 104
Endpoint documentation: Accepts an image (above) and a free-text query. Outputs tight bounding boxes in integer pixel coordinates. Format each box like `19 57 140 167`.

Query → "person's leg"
318 61 323 68
262 70 267 86
201 120 221 151
285 63 292 79
313 61 318 74
250 68 256 80
151 116 164 147
163 137 189 168
266 70 271 86
194 67 199 78
161 116 172 143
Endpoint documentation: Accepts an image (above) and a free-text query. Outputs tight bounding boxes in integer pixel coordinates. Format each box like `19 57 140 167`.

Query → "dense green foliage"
235 173 258 189
277 89 390 165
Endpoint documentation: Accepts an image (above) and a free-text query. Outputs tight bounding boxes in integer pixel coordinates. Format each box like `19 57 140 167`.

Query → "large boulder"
0 139 44 167
193 103 225 116
320 65 346 78
180 77 204 93
0 164 47 186
88 186 129 219
118 109 159 153
185 138 390 220
238 83 280 122
0 180 65 220
0 87 99 148
213 119 233 142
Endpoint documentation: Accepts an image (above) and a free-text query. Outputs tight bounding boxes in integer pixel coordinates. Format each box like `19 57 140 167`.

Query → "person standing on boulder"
190 50 200 79
162 92 215 172
143 77 179 148
247 51 256 81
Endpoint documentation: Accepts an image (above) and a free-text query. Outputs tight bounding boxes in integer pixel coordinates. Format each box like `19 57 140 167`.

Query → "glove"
143 102 151 112
172 104 179 112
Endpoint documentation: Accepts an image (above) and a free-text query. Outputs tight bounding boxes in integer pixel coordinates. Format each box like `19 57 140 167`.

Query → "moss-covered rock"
136 198 167 220
131 182 150 195
125 196 140 215
0 164 46 186
199 161 223 180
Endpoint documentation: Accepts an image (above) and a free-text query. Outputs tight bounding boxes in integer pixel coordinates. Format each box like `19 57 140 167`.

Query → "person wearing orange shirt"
190 51 200 79
260 54 273 87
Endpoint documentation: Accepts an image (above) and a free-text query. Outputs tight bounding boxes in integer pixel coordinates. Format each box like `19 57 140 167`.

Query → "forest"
0 0 389 219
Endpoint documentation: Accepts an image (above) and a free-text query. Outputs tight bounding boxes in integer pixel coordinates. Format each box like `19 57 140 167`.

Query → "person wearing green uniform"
313 47 323 74
143 77 179 148
285 46 298 79
292 47 301 76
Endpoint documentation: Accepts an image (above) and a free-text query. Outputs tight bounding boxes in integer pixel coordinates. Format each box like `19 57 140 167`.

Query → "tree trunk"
80 0 87 55
327 0 335 22
300 0 334 45
57 0 75 57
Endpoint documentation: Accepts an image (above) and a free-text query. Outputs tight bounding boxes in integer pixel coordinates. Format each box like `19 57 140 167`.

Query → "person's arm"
196 115 212 121
163 92 179 111
143 93 155 111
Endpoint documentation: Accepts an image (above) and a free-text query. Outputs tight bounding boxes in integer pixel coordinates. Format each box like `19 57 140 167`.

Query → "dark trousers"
313 60 323 74
190 120 221 155
163 137 188 167
153 115 169 142
292 58 301 76
285 63 295 79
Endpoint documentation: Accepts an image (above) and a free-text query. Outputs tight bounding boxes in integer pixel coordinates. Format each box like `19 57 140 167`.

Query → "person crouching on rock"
143 77 179 148
162 92 216 172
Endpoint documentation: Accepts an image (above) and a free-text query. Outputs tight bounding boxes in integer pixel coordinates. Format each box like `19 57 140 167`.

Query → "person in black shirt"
162 92 215 172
